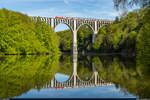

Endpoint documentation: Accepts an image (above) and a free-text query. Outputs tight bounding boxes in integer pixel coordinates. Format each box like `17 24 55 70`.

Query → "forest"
0 8 60 55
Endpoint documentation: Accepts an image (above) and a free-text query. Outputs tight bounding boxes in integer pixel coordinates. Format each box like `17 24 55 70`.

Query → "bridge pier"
72 54 77 87
72 43 78 55
92 33 97 44
94 71 98 85
92 62 98 85
51 78 54 88
92 21 98 44
72 19 78 55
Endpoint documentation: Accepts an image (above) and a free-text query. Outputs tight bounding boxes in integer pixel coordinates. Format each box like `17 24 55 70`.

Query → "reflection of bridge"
31 16 113 54
35 55 113 89
39 73 112 89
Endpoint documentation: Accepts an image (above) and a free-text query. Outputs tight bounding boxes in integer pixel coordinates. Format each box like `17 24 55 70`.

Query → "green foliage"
136 8 150 68
0 55 60 98
0 8 60 54
93 27 106 50
92 8 149 54
113 0 150 10
56 30 72 51
77 56 93 81
77 25 93 52
57 55 72 75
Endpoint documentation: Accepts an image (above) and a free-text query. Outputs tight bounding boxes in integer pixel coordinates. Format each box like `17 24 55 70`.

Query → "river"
0 54 149 99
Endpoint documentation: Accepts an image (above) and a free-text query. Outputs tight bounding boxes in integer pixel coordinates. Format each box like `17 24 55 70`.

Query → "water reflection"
0 54 149 98
43 54 112 90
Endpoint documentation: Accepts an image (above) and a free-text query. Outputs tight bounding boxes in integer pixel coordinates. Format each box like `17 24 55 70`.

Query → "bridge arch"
97 24 109 33
53 71 96 84
77 23 95 33
76 72 95 83
54 22 73 33
54 73 74 83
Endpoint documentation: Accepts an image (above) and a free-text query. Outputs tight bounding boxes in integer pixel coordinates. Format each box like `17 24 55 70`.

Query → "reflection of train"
55 86 64 89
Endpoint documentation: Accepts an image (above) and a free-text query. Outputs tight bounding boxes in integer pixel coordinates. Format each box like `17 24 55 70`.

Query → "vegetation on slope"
0 8 60 55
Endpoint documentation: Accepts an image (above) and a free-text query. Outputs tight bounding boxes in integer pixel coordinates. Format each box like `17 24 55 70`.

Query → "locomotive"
55 16 74 20
55 16 64 19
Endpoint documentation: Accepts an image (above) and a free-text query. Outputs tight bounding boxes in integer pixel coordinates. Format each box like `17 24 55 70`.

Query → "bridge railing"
30 16 113 22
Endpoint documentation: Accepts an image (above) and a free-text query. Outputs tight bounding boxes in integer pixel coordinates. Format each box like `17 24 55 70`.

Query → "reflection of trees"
0 55 60 98
93 55 150 98
0 54 149 98
77 56 93 81
57 55 72 75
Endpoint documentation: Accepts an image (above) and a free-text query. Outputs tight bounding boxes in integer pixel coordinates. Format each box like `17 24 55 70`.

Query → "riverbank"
0 52 61 56
0 51 135 58
60 51 136 57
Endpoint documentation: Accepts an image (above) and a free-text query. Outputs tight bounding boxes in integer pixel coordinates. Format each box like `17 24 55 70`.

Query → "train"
55 17 64 19
55 16 112 22
55 16 74 20
55 16 99 21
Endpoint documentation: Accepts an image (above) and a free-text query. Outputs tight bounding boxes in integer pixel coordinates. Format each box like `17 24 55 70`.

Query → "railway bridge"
31 16 113 54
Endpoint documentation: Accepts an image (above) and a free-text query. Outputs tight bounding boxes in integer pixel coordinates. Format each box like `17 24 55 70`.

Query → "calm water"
0 54 149 99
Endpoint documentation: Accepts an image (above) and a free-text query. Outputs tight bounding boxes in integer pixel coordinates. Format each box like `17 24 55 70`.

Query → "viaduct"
31 16 113 54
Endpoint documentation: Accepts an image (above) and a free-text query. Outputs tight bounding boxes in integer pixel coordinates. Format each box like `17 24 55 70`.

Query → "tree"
113 0 150 10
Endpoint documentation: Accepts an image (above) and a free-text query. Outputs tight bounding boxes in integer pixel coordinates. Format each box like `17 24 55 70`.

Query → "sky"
0 0 139 32
0 0 120 19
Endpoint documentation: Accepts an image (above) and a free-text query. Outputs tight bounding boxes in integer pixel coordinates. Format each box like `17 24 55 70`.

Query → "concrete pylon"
51 18 54 28
72 31 78 55
72 54 78 87
92 21 98 44
72 19 78 54
92 31 98 44
94 71 98 85
51 78 54 88
92 62 98 85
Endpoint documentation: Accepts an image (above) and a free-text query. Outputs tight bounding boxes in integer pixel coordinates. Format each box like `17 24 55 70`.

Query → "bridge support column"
94 71 98 86
72 42 78 55
72 19 78 54
51 18 54 28
92 62 98 85
92 62 96 72
92 31 98 44
72 54 77 87
92 21 98 44
51 78 54 88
